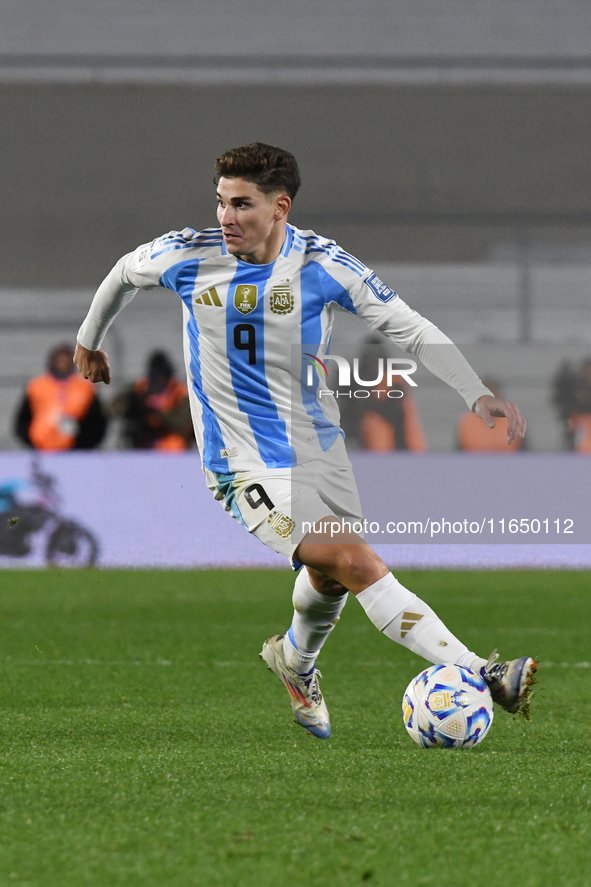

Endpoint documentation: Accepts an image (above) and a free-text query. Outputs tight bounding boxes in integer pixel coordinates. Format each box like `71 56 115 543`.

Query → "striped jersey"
78 223 491 474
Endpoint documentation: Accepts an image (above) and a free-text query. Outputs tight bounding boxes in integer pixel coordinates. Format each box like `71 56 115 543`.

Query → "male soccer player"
75 143 536 739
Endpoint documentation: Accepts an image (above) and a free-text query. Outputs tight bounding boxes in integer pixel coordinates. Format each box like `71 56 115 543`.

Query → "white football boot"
260 635 331 739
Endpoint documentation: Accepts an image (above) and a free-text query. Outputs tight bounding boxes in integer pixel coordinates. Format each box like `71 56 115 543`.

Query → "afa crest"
270 280 294 315
234 284 258 315
267 510 296 539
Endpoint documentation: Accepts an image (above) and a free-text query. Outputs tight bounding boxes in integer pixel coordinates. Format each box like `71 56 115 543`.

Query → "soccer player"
75 143 536 738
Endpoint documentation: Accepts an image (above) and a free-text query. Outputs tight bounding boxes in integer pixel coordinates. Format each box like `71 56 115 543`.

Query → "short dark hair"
214 142 301 199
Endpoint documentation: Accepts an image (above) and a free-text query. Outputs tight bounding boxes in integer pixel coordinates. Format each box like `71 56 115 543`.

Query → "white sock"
282 569 348 673
469 655 488 675
356 573 478 667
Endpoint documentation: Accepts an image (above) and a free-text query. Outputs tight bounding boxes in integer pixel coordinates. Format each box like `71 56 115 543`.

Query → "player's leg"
280 525 384 672
296 522 536 717
279 440 380 674
281 566 348 675
257 565 338 738
296 522 484 671
211 468 340 738
266 440 484 730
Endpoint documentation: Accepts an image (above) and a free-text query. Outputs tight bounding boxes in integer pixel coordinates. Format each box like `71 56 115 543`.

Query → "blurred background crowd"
3 0 591 455
13 344 194 453
9 339 591 454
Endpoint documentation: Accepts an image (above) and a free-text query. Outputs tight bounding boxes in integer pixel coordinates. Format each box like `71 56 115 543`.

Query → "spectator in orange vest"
567 413 591 452
14 343 107 451
110 351 194 450
458 379 522 452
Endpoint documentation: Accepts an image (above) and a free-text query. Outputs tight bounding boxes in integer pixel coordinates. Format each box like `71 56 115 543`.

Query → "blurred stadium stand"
3 0 591 75
2 1 591 450
2 268 590 452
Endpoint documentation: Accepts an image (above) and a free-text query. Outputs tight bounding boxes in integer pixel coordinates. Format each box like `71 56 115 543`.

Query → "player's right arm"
74 342 112 384
75 238 165 384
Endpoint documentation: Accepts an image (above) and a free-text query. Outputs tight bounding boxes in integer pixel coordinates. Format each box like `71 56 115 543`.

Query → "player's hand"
74 342 111 384
473 395 526 445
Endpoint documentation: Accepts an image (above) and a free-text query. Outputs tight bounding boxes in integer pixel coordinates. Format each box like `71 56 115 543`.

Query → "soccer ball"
402 664 494 749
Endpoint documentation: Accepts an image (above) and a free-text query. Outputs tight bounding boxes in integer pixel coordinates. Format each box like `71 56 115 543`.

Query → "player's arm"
75 242 158 385
350 277 526 445
472 393 526 445
74 342 112 384
406 322 526 445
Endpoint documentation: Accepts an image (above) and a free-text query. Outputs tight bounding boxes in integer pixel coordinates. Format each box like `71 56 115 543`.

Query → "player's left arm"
472 394 526 446
346 272 526 445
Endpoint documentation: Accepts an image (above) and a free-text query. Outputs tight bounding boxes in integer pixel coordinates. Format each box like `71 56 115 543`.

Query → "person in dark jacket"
110 351 194 450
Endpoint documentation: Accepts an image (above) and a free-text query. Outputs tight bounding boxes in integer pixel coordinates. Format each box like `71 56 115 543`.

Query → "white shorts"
205 436 364 567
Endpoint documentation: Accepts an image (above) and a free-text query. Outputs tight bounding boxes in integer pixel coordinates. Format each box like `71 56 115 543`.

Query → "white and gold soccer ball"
402 664 494 749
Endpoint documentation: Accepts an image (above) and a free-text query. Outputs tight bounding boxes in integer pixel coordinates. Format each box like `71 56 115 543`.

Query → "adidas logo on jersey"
400 611 424 638
195 286 222 307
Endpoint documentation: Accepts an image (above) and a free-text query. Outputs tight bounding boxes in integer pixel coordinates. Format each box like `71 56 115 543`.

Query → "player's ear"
274 194 291 219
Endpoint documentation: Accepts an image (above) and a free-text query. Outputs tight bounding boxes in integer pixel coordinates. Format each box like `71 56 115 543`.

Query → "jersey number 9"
233 324 257 365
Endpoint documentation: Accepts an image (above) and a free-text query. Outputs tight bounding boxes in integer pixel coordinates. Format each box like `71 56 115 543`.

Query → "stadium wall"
0 451 589 570
3 83 591 285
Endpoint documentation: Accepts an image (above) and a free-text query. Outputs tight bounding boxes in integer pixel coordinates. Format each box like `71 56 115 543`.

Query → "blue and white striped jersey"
78 223 491 473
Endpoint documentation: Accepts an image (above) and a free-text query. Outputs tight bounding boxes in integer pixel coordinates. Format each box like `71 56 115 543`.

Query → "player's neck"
236 221 288 265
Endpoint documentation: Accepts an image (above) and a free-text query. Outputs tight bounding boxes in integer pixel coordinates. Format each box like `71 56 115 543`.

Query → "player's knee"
299 542 386 590
305 566 347 596
338 545 385 587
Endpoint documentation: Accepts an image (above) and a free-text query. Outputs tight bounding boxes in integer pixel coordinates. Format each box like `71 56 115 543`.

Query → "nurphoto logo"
303 352 417 399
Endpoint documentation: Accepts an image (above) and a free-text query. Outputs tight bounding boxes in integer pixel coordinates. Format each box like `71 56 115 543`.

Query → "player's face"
216 177 290 263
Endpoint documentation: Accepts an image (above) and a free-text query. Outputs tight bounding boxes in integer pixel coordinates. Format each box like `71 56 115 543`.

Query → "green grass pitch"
0 569 589 887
